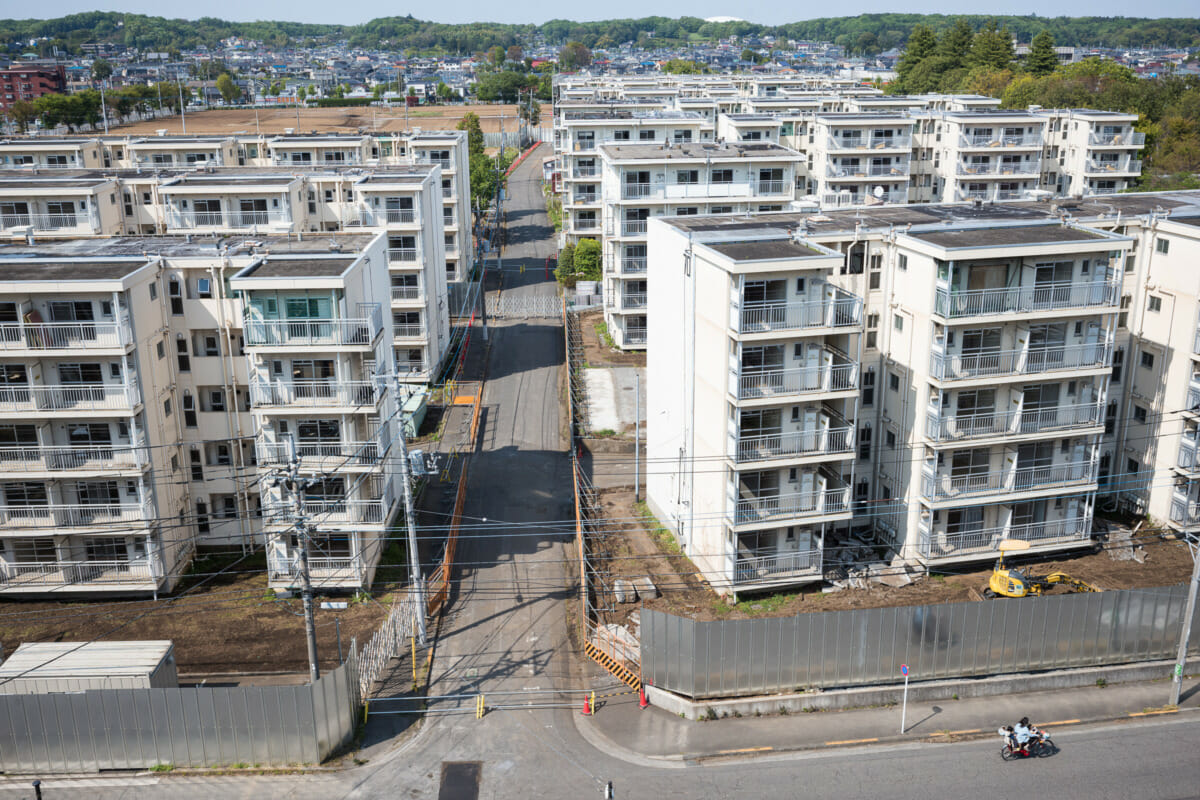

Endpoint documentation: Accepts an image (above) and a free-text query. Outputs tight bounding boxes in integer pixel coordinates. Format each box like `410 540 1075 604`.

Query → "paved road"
5 147 1200 800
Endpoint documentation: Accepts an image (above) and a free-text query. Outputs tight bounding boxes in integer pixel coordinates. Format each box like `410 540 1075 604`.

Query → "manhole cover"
438 761 481 800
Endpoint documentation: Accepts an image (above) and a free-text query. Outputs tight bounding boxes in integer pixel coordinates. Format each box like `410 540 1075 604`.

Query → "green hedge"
307 97 374 108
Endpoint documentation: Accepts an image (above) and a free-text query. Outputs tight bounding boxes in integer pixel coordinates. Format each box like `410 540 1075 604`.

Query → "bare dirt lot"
591 487 1197 623
580 309 645 368
0 552 398 675
110 103 546 136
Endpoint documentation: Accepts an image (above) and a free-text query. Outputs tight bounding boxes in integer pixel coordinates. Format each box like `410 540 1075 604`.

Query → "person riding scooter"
1013 717 1033 751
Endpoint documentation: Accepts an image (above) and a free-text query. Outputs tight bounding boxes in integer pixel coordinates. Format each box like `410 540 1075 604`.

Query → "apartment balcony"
386 248 420 265
394 357 429 375
168 210 292 231
419 156 454 171
929 341 1112 382
267 551 367 588
820 189 906 208
571 193 600 206
0 500 152 531
393 323 426 342
925 401 1103 443
933 279 1120 319
616 293 647 311
922 459 1097 503
619 181 784 201
0 212 99 235
571 217 600 232
1186 378 1200 416
755 180 790 195
0 320 132 353
955 187 1030 202
256 438 386 470
618 256 647 274
249 381 380 409
572 141 597 152
734 419 854 463
390 285 425 303
733 548 822 587
443 213 457 228
738 290 863 334
0 383 140 415
442 185 453 199
958 133 1042 149
243 312 382 349
0 558 162 592
0 444 148 476
265 488 394 528
955 161 1040 177
826 163 910 179
1088 130 1144 147
732 481 850 526
920 515 1090 560
621 327 647 347
1169 495 1200 531
1085 157 1142 175
381 209 418 225
736 355 858 402
826 133 912 151
620 219 647 236
572 165 599 178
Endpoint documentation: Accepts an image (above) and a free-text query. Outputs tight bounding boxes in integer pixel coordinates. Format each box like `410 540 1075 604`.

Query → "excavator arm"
1041 572 1098 593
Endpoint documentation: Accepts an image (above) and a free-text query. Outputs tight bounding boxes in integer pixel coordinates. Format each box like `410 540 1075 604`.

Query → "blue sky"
27 1 1195 25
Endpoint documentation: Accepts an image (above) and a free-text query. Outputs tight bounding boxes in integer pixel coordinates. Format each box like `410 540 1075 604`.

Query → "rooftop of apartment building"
0 231 378 259
814 112 914 122
656 191 1200 238
562 109 702 121
0 137 97 146
907 224 1110 248
237 256 357 278
598 140 799 161
705 238 824 260
0 174 112 188
0 259 150 282
0 164 439 182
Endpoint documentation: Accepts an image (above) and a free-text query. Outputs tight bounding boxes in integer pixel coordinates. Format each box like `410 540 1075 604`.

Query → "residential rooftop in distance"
908 224 1109 249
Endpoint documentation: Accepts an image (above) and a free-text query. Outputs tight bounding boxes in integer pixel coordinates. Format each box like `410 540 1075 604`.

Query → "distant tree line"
3 12 1199 57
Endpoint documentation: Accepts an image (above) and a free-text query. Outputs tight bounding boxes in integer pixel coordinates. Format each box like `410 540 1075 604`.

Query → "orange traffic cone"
639 685 649 709
581 694 592 715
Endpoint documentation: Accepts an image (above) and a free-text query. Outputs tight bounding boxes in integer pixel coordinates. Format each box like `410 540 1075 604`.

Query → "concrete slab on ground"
583 366 645 434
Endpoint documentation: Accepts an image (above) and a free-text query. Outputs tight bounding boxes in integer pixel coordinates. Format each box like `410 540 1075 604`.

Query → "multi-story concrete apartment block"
0 174 123 237
231 247 399 591
912 110 1048 204
122 136 241 169
1042 110 1144 198
0 231 406 597
645 192 1200 596
645 220 863 593
807 113 916 209
597 141 803 349
0 138 107 170
556 109 709 247
0 257 191 596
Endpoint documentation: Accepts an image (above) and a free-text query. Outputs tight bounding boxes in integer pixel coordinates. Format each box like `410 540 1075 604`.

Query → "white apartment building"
231 250 399 591
1044 109 1144 198
912 110 1048 204
0 138 107 170
807 113 915 208
597 141 803 349
645 192 1200 596
0 231 408 597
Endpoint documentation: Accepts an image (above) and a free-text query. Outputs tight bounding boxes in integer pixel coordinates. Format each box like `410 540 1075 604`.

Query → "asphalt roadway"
2 147 1199 799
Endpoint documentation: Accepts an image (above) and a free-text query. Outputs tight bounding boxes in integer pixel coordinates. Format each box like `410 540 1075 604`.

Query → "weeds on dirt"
594 321 616 349
592 428 617 437
711 592 798 618
635 501 682 557
149 764 174 772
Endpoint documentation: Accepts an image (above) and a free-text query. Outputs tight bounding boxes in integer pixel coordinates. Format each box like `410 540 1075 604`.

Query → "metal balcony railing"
737 360 858 400
926 401 1104 441
386 248 419 264
929 341 1112 381
257 439 384 468
1179 439 1199 471
956 161 1040 176
267 553 364 584
395 358 428 374
0 444 147 473
735 423 854 463
243 314 381 347
734 549 822 584
572 166 598 178
739 291 863 333
393 324 426 339
733 485 850 525
0 321 131 351
820 190 906 207
934 279 1120 318
250 381 379 408
620 219 648 235
827 134 912 151
620 293 647 310
959 133 1043 148
170 210 290 230
826 164 909 179
573 218 599 230
266 494 392 526
620 257 647 274
0 559 160 588
0 501 151 529
624 328 647 345
622 183 652 199
0 213 92 231
0 383 139 413
1188 380 1200 414
922 459 1097 501
920 516 1090 558
391 285 423 301
1170 497 1200 528
384 209 416 224
756 180 788 194
572 193 600 205
1085 158 1142 174
1088 131 1145 147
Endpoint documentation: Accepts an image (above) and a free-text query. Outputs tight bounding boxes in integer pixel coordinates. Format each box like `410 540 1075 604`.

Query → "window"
190 449 203 481
182 393 197 427
203 335 220 357
898 254 908 271
893 315 904 332
1127 458 1139 479
197 278 212 298
1111 348 1124 383
862 370 875 406
176 337 190 372
1134 405 1147 423
163 397 172 417
209 390 226 412
196 501 210 534
1119 294 1132 329
885 429 896 449
710 168 733 183
1147 295 1162 313
638 129 655 141
156 340 165 359
149 282 157 301
676 170 699 184
869 271 881 290
221 496 237 519
858 426 872 459
1156 237 1170 254
889 372 900 392
1140 351 1155 370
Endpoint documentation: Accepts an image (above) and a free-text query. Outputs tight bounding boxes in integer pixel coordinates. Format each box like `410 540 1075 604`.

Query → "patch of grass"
592 428 617 437
229 762 250 769
149 763 174 773
635 501 683 557
594 321 616 349
1096 678 1107 688
725 592 798 616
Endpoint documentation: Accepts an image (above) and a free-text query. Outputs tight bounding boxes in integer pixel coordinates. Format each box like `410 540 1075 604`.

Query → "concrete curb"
644 657 1200 720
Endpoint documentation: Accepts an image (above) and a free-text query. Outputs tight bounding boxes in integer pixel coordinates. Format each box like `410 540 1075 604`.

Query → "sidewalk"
580 674 1200 761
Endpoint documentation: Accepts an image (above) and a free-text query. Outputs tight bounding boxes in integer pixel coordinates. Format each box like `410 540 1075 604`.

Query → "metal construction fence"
0 660 359 772
641 584 1200 699
486 293 564 319
356 591 421 699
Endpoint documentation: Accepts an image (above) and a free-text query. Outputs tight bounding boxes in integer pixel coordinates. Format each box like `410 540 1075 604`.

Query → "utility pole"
278 438 320 683
635 370 641 502
1170 535 1199 706
394 377 428 645
177 76 187 134
100 82 109 135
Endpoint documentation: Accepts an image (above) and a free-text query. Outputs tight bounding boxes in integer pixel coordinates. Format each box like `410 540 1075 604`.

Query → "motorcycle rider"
1013 717 1033 753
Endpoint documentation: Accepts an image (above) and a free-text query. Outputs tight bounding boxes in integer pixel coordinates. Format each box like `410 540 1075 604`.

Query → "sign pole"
900 664 910 734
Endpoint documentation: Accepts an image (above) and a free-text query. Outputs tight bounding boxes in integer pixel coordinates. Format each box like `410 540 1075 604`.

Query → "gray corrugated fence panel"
641 584 1200 699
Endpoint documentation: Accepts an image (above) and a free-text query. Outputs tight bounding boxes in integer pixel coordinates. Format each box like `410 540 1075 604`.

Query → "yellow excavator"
985 539 1099 599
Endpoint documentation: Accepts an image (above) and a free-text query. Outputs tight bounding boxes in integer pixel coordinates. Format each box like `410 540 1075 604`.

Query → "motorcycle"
1000 729 1057 760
